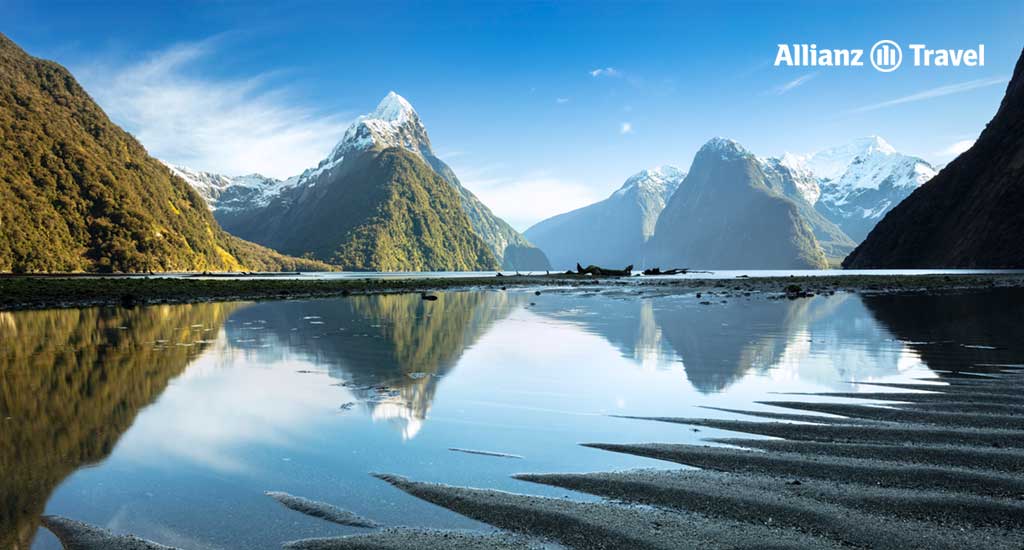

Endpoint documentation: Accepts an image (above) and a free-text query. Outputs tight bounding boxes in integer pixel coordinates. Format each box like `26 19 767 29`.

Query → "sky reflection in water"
3 287 1022 549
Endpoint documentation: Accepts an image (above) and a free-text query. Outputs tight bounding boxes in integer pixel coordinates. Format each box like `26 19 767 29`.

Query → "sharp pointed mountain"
207 92 497 271
524 166 685 269
199 92 549 271
0 33 329 273
844 48 1024 268
646 138 830 269
799 136 937 242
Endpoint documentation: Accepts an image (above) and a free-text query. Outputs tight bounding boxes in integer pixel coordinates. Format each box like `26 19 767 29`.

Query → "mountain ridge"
0 33 330 273
843 48 1024 268
793 136 938 242
212 113 501 271
182 92 550 271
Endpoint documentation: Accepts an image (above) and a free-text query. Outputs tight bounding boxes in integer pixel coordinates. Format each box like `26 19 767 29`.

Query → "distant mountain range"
525 166 685 269
845 48 1024 268
162 164 284 215
172 93 550 272
527 134 935 270
0 33 328 273
9 25 1009 274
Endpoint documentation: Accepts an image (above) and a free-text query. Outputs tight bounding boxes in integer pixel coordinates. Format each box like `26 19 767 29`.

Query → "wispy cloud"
589 67 621 78
620 122 633 135
847 76 1008 114
771 73 816 95
556 97 570 104
76 39 350 179
934 139 975 160
453 165 603 231
436 149 467 160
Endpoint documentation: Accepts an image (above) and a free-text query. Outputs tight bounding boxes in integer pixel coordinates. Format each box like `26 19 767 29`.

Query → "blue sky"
6 1 1023 230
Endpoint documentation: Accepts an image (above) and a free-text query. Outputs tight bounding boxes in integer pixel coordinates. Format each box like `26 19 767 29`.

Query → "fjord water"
4 288 1023 549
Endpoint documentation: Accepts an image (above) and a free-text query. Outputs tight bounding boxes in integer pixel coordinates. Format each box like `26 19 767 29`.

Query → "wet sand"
282 528 549 549
372 474 833 549
266 491 379 528
39 516 176 550
366 365 1024 549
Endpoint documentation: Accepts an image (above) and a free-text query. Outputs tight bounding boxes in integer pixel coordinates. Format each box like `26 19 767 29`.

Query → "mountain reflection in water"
527 293 916 392
222 292 523 439
0 303 239 549
3 288 1023 549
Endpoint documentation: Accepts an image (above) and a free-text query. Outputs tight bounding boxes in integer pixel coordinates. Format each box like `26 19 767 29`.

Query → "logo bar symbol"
870 40 903 73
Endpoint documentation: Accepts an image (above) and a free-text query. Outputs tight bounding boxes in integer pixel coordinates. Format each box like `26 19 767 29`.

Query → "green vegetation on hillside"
426 156 551 270
0 33 329 273
220 146 499 272
0 302 237 548
332 149 499 270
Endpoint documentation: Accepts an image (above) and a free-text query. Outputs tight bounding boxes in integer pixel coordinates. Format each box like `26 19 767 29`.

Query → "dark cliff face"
844 48 1024 268
647 139 829 270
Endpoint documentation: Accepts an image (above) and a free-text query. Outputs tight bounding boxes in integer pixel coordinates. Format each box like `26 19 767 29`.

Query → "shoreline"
2 272 1024 312
363 365 1024 550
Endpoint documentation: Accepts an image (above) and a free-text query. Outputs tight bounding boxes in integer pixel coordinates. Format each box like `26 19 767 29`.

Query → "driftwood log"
575 263 633 276
643 267 689 275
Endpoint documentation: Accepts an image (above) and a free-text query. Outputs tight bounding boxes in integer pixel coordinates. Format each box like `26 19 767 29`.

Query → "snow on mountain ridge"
159 93 426 208
829 152 935 194
757 156 821 205
797 136 897 181
699 137 749 159
615 165 686 197
163 161 287 211
326 91 429 165
791 137 938 242
778 136 934 195
372 91 417 122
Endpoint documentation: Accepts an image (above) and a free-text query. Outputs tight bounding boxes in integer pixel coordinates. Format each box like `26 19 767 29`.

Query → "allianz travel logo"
775 41 985 73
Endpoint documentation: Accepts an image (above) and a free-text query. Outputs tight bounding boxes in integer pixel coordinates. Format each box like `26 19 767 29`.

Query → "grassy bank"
1 272 1023 311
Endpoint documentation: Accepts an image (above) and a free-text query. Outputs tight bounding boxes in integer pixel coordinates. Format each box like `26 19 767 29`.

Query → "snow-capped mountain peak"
778 152 810 173
797 135 896 181
699 137 749 159
615 165 685 198
782 136 938 242
854 135 896 155
835 150 935 192
327 92 430 164
371 91 417 123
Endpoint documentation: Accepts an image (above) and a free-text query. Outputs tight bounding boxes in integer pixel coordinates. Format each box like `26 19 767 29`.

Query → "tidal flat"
3 278 1023 549
2 271 1024 311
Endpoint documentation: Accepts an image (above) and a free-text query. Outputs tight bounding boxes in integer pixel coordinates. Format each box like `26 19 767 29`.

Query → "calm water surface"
3 287 1023 549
